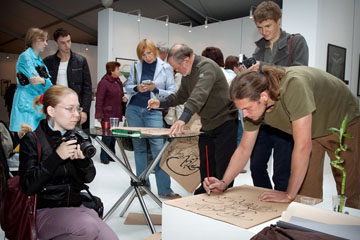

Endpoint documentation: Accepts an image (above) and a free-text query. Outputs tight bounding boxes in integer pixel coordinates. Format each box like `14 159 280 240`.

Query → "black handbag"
65 165 104 218
80 189 104 218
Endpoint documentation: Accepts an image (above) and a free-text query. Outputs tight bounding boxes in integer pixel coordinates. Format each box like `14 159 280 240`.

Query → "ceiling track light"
178 21 193 33
155 15 170 27
249 6 256 19
126 9 141 22
204 16 221 29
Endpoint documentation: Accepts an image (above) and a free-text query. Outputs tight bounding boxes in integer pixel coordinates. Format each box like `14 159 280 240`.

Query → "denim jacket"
125 57 175 105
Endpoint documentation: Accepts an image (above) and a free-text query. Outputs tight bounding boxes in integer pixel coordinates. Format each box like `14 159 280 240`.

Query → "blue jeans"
126 104 172 195
100 136 116 161
250 124 293 191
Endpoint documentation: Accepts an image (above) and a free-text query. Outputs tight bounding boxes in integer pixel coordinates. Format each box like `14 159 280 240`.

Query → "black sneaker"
101 159 110 164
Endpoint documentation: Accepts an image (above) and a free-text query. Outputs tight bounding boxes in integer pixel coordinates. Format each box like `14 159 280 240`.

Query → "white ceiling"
0 0 282 54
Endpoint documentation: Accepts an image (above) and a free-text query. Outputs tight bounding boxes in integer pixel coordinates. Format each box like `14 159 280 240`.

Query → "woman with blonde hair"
10 27 52 133
19 85 118 239
125 39 179 199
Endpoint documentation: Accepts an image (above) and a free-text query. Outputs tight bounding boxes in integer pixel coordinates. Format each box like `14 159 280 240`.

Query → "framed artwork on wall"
1 79 10 96
326 44 346 82
115 57 136 78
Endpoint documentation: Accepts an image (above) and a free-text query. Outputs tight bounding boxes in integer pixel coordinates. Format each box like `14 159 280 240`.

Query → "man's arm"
259 114 312 202
204 129 259 192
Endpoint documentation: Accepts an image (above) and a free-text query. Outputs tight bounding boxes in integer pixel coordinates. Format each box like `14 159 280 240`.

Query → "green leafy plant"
329 114 353 213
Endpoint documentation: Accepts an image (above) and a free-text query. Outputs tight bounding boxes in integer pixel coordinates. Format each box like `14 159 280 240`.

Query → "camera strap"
64 164 96 200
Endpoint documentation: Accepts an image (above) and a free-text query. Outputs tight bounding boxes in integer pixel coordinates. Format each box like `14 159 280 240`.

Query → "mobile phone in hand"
142 80 152 85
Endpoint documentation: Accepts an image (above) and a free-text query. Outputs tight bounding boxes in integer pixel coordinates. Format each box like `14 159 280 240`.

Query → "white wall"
283 0 360 98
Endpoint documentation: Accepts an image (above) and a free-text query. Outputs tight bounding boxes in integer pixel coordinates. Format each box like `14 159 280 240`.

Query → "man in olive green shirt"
203 66 360 209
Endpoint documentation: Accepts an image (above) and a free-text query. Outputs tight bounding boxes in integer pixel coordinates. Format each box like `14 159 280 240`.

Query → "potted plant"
329 114 353 213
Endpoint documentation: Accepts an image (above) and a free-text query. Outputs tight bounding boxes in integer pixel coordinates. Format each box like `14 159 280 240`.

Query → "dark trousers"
195 119 238 195
100 136 116 160
250 124 293 191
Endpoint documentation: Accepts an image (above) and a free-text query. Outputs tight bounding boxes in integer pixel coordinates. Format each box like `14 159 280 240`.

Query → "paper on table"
165 185 290 229
281 202 360 225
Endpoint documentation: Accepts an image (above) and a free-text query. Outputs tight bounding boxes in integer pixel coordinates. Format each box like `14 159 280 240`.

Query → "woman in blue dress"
10 27 52 133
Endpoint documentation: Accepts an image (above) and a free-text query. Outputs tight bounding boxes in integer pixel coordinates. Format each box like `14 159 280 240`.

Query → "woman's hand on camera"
73 144 85 159
56 140 78 160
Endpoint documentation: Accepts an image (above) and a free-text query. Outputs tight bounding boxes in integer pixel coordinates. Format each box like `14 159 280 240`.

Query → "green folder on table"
111 129 141 137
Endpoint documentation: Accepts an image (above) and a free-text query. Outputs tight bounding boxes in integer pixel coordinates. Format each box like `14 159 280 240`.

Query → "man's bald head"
168 43 193 63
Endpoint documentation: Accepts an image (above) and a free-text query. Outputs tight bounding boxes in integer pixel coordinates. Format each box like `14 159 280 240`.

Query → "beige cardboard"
281 202 360 225
124 213 162 225
145 232 162 240
165 185 291 229
160 114 202 193
160 137 201 193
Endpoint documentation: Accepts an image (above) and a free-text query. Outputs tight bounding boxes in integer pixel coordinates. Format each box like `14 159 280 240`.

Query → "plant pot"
332 195 347 213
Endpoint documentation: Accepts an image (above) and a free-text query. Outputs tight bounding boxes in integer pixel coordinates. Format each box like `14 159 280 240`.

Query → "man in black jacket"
44 28 92 129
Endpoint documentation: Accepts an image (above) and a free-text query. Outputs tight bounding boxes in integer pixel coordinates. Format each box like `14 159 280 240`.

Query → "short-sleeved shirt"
244 66 360 138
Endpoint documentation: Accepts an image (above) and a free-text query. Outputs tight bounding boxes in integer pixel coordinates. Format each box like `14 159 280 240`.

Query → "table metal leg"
119 191 136 217
91 135 174 233
141 186 162 207
134 186 156 234
103 186 133 221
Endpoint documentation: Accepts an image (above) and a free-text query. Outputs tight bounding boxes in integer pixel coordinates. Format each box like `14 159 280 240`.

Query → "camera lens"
80 142 96 158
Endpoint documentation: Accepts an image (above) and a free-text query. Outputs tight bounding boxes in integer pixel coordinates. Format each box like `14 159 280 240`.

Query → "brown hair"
136 39 158 60
106 61 120 75
225 56 239 70
24 28 48 49
33 85 77 117
53 28 70 41
229 66 285 101
201 47 225 67
253 1 282 23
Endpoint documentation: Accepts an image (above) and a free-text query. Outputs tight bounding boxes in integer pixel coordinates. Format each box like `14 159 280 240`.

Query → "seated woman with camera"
19 85 118 240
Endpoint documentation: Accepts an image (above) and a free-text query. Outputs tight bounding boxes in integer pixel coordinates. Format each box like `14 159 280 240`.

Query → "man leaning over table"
202 66 360 209
148 43 238 195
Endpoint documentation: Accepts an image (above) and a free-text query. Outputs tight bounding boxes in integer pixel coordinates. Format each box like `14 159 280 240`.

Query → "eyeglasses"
58 105 83 113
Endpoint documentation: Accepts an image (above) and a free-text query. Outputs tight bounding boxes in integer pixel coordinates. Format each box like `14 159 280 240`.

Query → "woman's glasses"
58 105 83 113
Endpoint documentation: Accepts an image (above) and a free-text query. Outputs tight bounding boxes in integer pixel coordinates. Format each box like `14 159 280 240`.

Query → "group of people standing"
5 0 359 239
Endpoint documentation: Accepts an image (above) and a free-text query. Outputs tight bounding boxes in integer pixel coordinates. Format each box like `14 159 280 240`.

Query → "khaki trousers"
299 119 360 209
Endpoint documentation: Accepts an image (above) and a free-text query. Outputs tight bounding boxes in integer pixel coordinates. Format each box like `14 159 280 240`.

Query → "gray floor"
1 140 338 240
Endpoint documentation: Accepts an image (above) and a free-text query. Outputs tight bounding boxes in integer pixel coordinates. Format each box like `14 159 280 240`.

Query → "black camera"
35 65 50 79
62 127 96 158
17 72 30 86
242 57 256 69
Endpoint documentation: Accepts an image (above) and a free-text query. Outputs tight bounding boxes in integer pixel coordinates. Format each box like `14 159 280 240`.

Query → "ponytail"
262 66 285 100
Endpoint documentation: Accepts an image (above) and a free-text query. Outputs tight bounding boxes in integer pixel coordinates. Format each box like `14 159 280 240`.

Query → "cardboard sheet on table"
145 232 162 240
112 126 199 137
281 202 360 225
124 213 162 225
164 185 291 229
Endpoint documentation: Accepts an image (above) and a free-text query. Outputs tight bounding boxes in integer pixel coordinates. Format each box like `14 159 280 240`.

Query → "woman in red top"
95 61 127 164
